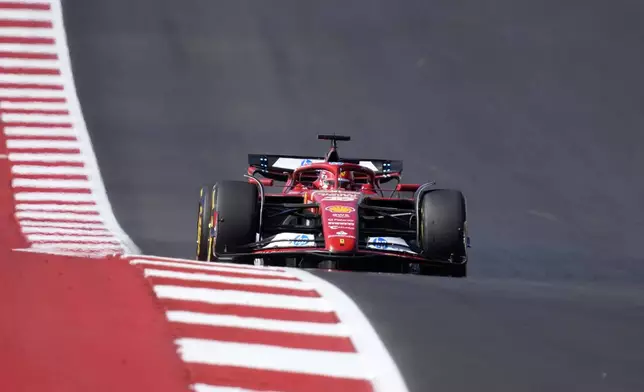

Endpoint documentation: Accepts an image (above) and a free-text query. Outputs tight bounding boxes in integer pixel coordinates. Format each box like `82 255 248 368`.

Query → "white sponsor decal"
273 158 324 170
262 233 316 248
332 213 350 218
366 237 417 254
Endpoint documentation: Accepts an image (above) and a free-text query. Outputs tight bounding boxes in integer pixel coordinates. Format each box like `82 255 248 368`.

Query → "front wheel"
418 189 468 277
196 184 215 261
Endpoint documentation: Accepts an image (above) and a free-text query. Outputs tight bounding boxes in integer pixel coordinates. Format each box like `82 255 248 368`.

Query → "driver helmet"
313 170 335 190
338 169 355 190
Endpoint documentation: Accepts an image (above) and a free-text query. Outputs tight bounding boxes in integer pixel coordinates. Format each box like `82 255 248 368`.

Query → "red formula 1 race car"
196 135 470 277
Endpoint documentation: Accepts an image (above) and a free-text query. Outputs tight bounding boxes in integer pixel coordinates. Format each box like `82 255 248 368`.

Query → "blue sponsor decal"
329 161 343 165
300 159 313 167
292 234 312 246
370 237 388 250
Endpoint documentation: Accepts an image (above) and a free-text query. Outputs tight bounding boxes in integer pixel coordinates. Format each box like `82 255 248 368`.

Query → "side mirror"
248 177 274 186
395 183 420 192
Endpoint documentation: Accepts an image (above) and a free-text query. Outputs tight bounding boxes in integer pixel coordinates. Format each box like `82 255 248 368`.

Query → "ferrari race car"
196 135 470 277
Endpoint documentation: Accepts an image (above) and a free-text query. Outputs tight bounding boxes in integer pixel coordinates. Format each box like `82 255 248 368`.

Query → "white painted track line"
26 234 119 242
0 89 64 98
9 153 84 162
0 43 56 54
4 127 76 137
16 211 101 221
31 243 123 251
0 74 63 84
0 102 68 111
12 165 88 175
15 193 94 202
12 178 90 188
0 10 53 22
133 255 286 271
143 268 313 289
7 140 79 149
167 311 348 336
1 113 72 123
132 259 293 277
21 227 110 235
176 338 370 380
193 385 257 392
153 285 334 312
289 269 409 392
18 221 107 229
0 27 54 39
16 204 97 212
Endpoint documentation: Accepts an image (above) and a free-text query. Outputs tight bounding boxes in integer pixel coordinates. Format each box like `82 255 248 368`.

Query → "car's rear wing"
248 154 403 174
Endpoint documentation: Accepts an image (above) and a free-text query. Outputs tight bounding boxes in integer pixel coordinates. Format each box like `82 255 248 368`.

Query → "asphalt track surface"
63 1 644 391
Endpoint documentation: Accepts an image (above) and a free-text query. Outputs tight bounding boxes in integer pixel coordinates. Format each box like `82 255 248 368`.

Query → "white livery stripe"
16 203 97 212
12 179 90 188
143 268 312 289
21 227 110 235
27 234 119 242
132 259 292 277
15 192 93 202
9 153 84 162
16 211 101 221
153 285 333 312
18 221 107 229
167 311 350 337
176 338 369 380
7 140 80 149
12 165 88 175
4 127 75 137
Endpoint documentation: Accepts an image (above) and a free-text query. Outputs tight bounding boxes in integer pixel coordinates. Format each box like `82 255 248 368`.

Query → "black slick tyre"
212 180 260 259
196 184 215 261
419 189 468 277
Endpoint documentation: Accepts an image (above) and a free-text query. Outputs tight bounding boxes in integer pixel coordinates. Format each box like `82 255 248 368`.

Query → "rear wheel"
212 180 260 259
196 184 215 261
418 189 468 277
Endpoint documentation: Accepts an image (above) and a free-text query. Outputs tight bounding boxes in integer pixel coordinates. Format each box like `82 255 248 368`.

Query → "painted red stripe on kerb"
145 265 300 281
3 122 72 128
0 20 52 28
0 36 55 45
189 364 374 392
147 276 321 298
0 82 63 90
0 108 69 115
0 2 51 10
0 51 57 60
172 323 356 352
161 299 341 324
0 97 65 103
0 67 60 76
17 208 99 216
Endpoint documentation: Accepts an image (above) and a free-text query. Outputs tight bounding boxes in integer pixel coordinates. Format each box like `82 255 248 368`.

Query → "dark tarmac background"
62 0 644 390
